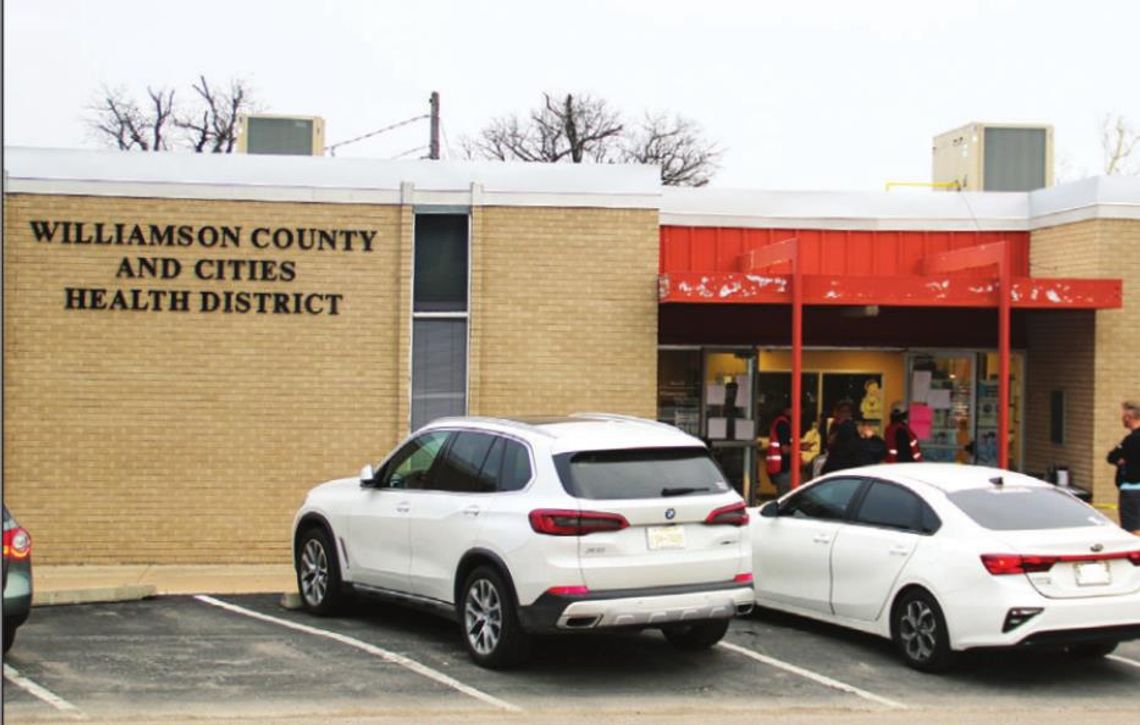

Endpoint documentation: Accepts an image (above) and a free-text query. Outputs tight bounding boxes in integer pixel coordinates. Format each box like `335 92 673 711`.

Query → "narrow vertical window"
411 213 468 430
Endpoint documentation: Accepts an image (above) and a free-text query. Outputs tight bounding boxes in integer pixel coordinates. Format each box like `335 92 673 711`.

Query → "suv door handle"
889 546 910 556
463 504 481 517
812 534 831 544
396 502 411 514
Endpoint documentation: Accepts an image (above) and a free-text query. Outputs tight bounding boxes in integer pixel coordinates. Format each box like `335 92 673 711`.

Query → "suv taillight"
529 509 629 536
2 527 31 560
705 501 749 527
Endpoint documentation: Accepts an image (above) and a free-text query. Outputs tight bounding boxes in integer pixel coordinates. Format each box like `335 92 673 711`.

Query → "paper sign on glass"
927 389 952 410
911 371 932 402
707 417 728 439
909 403 933 440
706 384 726 405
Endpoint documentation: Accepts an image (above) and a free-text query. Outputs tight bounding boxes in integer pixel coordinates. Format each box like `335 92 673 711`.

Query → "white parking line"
718 641 907 710
194 595 522 713
1107 654 1140 670
3 663 85 718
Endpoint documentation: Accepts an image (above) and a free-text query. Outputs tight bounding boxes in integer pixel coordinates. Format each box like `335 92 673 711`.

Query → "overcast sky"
4 0 1138 190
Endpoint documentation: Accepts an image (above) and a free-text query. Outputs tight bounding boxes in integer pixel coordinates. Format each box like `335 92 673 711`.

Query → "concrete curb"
33 584 157 607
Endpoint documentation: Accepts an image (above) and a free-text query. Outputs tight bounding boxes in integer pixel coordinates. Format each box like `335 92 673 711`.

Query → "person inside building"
884 402 924 463
1107 399 1140 534
855 415 887 466
766 400 794 497
821 399 859 474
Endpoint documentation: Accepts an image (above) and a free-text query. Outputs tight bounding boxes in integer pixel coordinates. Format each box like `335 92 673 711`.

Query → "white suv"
292 414 754 668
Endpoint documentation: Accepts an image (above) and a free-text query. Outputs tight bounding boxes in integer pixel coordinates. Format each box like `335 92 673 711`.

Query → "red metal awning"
658 228 1123 484
658 272 1121 308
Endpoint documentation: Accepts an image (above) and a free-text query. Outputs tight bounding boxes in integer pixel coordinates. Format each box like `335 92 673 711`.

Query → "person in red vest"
885 402 923 463
766 401 794 496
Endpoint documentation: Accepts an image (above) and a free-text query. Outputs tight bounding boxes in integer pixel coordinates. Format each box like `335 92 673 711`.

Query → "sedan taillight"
982 550 1140 575
2 527 31 560
705 501 749 527
529 509 629 536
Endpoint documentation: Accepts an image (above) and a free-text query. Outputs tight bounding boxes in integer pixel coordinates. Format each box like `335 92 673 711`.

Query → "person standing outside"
884 402 924 463
1107 400 1140 535
855 415 887 466
822 399 860 474
766 401 794 497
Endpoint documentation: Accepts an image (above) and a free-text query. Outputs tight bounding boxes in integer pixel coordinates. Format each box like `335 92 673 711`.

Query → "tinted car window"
434 431 497 493
499 439 532 492
948 487 1112 531
782 478 863 521
384 431 449 490
855 481 929 532
554 447 729 500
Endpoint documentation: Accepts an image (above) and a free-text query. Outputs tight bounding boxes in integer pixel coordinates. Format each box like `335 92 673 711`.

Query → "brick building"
2 148 1137 564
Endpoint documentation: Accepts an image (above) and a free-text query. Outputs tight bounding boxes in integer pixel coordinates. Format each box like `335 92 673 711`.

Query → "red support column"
998 241 1011 470
791 241 803 489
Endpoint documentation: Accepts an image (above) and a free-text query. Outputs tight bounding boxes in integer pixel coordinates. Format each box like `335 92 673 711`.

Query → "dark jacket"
822 419 860 473
1108 427 1140 486
856 435 887 466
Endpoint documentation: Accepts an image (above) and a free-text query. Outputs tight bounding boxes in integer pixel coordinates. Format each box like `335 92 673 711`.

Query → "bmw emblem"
665 508 676 521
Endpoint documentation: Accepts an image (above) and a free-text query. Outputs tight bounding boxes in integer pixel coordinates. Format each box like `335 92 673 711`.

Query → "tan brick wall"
3 194 405 564
471 206 659 420
3 194 660 564
1024 310 1096 488
1029 218 1140 510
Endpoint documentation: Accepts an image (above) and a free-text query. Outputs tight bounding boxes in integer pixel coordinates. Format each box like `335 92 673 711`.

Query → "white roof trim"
8 146 1140 227
3 146 662 210
661 178 1140 231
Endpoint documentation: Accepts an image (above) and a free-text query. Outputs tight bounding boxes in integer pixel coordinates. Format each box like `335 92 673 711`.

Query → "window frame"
378 430 452 490
776 476 867 522
849 478 942 535
410 210 471 431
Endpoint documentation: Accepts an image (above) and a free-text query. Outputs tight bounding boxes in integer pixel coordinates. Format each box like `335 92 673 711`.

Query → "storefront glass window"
976 352 1024 470
657 349 702 436
907 353 973 464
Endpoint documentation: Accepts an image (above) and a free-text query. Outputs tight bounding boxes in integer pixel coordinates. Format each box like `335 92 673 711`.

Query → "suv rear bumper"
518 580 753 633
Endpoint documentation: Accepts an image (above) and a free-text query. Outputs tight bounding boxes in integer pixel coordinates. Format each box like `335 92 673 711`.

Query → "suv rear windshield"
947 487 1111 531
553 447 729 500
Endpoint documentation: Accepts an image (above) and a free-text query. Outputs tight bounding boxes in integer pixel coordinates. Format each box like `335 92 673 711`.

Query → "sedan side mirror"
760 500 780 518
359 464 376 486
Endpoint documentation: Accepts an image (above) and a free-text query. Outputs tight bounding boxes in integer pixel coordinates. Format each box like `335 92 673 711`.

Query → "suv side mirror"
359 464 377 486
760 500 780 518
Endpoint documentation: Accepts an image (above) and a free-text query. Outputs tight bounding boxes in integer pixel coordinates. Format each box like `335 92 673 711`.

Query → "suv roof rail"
571 412 681 432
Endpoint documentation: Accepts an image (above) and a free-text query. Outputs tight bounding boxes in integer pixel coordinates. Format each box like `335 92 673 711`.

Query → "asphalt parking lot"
4 594 1140 724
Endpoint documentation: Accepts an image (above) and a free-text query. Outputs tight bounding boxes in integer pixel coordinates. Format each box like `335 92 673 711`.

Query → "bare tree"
87 77 255 153
464 92 719 186
89 85 175 151
621 112 720 187
174 76 251 153
1103 114 1140 175
467 92 624 164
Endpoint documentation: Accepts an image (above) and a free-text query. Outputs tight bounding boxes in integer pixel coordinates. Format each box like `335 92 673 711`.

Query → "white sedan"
751 464 1140 672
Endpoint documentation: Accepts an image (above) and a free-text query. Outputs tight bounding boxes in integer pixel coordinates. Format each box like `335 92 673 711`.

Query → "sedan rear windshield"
947 487 1112 531
553 447 730 500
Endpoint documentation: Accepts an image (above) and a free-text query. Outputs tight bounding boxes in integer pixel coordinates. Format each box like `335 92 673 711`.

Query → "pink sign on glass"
909 403 933 440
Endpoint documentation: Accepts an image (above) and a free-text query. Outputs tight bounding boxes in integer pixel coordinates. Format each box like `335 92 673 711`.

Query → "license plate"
1074 560 1111 586
647 525 685 551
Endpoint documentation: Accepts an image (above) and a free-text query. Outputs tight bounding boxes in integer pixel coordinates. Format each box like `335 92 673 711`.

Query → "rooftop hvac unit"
236 114 326 156
932 122 1053 192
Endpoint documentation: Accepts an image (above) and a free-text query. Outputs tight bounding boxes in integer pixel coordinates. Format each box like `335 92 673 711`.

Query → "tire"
892 589 955 673
1068 641 1118 658
662 619 731 651
458 566 531 669
2 622 16 654
295 526 344 616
